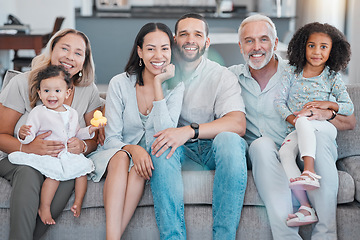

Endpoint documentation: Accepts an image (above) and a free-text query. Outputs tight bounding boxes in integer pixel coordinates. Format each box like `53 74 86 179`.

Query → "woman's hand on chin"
154 63 175 84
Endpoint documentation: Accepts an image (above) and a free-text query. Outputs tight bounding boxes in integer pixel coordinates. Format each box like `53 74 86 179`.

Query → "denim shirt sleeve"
152 82 185 133
274 69 294 120
330 72 354 116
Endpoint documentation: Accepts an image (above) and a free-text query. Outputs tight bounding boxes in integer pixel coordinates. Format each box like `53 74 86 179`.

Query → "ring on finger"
309 110 313 117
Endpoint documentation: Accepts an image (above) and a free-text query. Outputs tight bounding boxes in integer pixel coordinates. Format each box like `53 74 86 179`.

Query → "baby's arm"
89 123 106 135
18 125 32 140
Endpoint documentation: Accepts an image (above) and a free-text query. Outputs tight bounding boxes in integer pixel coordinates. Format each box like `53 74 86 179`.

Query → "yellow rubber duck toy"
91 110 107 127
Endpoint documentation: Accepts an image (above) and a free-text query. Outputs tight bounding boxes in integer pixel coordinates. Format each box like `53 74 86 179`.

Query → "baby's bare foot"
38 207 56 225
71 203 82 217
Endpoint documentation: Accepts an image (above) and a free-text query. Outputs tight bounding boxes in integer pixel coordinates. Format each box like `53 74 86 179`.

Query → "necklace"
143 94 152 115
137 86 153 115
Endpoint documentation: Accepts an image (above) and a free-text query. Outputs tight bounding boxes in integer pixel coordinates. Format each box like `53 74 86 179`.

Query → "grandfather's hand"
151 126 192 159
28 131 64 157
294 107 332 122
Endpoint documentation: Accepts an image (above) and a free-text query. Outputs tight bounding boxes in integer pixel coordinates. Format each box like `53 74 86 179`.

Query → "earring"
79 71 82 77
139 59 142 67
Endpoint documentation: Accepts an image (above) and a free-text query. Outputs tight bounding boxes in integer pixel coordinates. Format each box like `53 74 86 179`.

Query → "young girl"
274 22 353 227
8 65 104 225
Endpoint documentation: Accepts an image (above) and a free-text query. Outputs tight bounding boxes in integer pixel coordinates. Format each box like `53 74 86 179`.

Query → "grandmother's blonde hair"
29 28 95 107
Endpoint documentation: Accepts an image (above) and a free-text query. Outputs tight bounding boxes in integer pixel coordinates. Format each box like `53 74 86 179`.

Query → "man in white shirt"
150 13 248 240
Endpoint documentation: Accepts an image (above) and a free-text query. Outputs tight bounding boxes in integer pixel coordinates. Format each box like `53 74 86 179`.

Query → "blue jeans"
150 132 247 240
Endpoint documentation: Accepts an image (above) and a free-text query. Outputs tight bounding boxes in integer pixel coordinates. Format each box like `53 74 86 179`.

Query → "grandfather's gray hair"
238 14 277 43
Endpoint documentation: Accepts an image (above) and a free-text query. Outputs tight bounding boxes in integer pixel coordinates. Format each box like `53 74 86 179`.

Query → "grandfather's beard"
244 48 274 70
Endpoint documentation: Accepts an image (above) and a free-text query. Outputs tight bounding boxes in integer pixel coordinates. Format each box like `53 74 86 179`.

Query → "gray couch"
1 71 360 239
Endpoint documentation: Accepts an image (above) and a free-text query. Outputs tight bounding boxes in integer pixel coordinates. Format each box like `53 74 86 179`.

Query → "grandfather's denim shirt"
229 55 289 148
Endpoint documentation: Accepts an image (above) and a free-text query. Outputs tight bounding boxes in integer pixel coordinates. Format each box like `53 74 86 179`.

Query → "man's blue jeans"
150 132 247 240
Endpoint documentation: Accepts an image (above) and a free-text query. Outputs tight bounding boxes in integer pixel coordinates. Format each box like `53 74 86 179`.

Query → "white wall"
0 0 75 30
0 0 15 76
296 0 346 32
348 0 360 84
0 0 75 75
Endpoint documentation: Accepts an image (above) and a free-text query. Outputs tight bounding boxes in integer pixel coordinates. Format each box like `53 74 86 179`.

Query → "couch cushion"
0 169 355 210
1 69 21 92
337 156 360 202
62 170 264 210
0 178 11 208
64 169 353 210
337 84 360 159
337 170 355 203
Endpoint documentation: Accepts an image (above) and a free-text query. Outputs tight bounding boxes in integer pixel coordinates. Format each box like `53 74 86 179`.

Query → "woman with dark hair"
88 22 184 239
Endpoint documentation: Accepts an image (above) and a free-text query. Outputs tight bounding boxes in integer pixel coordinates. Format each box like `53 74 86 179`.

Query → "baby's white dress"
9 105 94 181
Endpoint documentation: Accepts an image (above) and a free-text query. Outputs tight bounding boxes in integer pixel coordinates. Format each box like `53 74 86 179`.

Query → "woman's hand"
124 145 154 180
25 131 64 157
97 127 105 146
67 137 84 154
154 63 175 84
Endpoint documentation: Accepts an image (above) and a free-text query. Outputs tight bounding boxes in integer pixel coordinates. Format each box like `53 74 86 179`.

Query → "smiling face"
137 29 172 78
305 32 332 70
38 76 71 112
50 33 86 77
239 20 278 70
174 18 210 63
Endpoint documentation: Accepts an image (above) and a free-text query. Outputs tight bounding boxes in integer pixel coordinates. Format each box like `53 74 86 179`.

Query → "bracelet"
327 110 337 121
119 148 132 159
82 140 88 153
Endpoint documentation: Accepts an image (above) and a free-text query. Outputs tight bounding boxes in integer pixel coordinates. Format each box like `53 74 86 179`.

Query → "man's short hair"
175 13 209 37
238 14 277 43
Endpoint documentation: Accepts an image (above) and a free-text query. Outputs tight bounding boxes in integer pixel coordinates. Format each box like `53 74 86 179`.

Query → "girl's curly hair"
287 22 351 74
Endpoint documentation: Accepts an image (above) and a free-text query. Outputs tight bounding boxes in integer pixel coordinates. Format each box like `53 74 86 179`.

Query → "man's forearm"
197 111 246 139
330 113 356 131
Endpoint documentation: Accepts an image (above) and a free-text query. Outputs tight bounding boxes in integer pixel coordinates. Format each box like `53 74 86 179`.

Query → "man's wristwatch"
327 110 337 121
190 123 199 139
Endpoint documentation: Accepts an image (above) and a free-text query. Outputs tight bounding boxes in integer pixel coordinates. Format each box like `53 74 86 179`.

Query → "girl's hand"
18 125 32 140
67 137 84 154
26 131 64 157
154 63 175 84
125 145 154 180
303 101 338 111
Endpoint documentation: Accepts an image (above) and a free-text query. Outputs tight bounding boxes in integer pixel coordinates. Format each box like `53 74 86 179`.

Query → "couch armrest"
337 156 360 202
